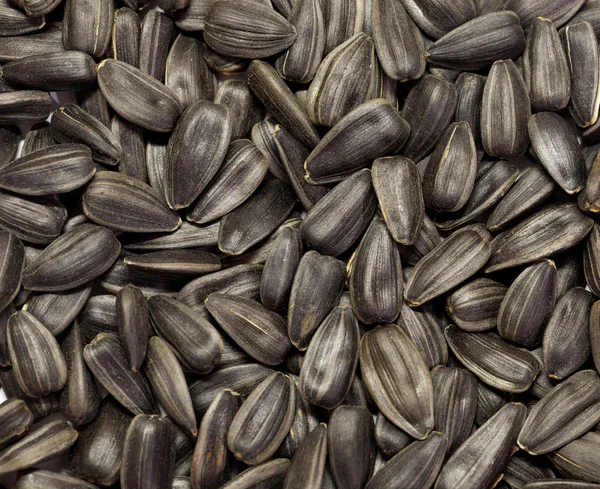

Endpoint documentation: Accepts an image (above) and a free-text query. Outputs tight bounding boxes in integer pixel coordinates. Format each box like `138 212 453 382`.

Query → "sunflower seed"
404 227 491 307
445 325 540 393
485 203 594 273
474 381 511 427
97 59 182 132
121 415 175 489
279 379 317 458
109 115 148 183
571 0 600 38
525 480 600 489
247 60 321 148
322 0 364 54
115 284 150 373
70 398 132 486
221 458 290 489
401 0 478 40
584 226 600 297
0 0 45 36
360 324 434 439
0 303 14 367
214 80 262 140
446 278 507 332
305 99 409 184
138 10 174 82
124 251 219 280
202 46 247 74
374 412 410 458
503 452 556 489
172 0 216 31
252 119 290 182
426 11 525 70
158 0 188 13
204 0 296 58
63 0 112 58
0 90 53 125
398 214 441 266
228 372 295 465
507 0 586 28
14 470 99 489
548 431 600 483
454 73 485 146
76 87 111 127
78 295 117 342
0 231 23 314
435 403 527 489
0 399 32 448
0 127 18 167
581 149 600 212
0 420 78 476
0 22 63 62
111 7 140 66
282 424 327 489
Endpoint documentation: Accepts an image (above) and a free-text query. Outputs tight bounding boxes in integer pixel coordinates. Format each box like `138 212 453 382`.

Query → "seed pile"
1 0 600 488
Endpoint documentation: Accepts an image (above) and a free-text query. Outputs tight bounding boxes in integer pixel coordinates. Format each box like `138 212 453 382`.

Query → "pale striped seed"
112 7 140 67
582 149 600 213
139 10 174 81
455 73 485 150
525 480 600 489
220 459 290 489
76 87 111 127
548 431 600 483
0 303 13 367
0 23 63 62
570 0 600 37
322 0 364 55
252 118 291 182
585 225 600 296
400 0 478 40
123 250 220 279
63 0 112 58
0 231 23 313
474 381 511 427
446 278 507 332
503 452 556 489
0 90 53 125
283 424 327 489
0 0 45 36
110 114 148 183
14 470 98 489
214 80 262 140
0 126 19 165
506 0 586 28
116 284 150 373
0 366 58 421
279 382 318 458
0 399 32 448
398 214 441 266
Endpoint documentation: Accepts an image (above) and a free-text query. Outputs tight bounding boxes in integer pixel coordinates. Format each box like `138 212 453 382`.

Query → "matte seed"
139 10 174 82
283 424 328 489
63 0 112 58
214 80 262 140
322 0 364 55
0 0 45 36
0 399 32 448
446 278 507 332
116 284 150 372
111 115 148 183
112 7 140 67
220 459 290 489
400 0 479 40
14 470 98 489
0 231 23 313
0 90 53 125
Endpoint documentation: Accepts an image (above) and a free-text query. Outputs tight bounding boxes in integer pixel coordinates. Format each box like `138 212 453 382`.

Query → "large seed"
116 284 150 373
0 231 23 312
220 459 290 489
547 432 600 483
0 399 32 448
445 325 540 393
507 0 585 28
0 91 53 125
111 115 148 183
322 0 364 54
139 10 174 81
112 7 140 67
398 214 441 266
0 0 45 36
360 324 434 439
283 424 327 489
214 80 262 140
14 470 99 488
63 0 112 58
446 278 507 332
400 0 478 40
0 366 58 422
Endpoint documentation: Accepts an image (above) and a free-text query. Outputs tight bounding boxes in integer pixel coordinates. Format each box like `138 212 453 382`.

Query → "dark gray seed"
525 480 600 489
116 284 150 372
110 115 148 183
375 412 411 457
481 59 531 158
63 0 112 58
173 0 217 31
14 470 99 489
528 112 586 193
519 370 600 455
432 367 477 454
124 223 219 252
282 424 327 489
398 214 441 265
446 278 507 332
488 166 557 231
272 0 293 17
215 83 262 143
0 399 32 448
475 381 511 427
562 21 600 128
0 126 18 166
206 294 290 365
165 100 231 209
498 259 557 347
189 363 273 416
145 133 168 197
349 216 403 324
322 0 364 54
204 0 296 58
485 203 594 273
0 22 63 62
543 287 594 380
97 59 182 133
20 124 54 158
0 0 44 36
0 90 52 125
571 0 600 38
124 251 219 280
228 372 295 465
51 104 121 166
454 73 485 150
445 325 540 393
70 398 132 486
0 420 78 476
435 403 527 489
83 172 181 233
287 251 345 350
83 333 156 415
278 379 316 458
404 227 492 307
503 453 556 489
202 46 248 74
78 295 117 342
524 17 571 112
328 406 375 489
76 87 111 127
179 264 263 310
139 10 174 82
220 459 290 489
301 169 377 256
592 301 600 373
529 347 559 400
582 148 600 212
506 0 586 28
0 302 14 366
306 33 377 127
360 324 434 439
112 7 140 67
0 366 58 421
121 415 174 489
247 60 320 148
400 0 478 40
426 12 525 70
0 231 23 313
305 99 409 184
8 311 67 397
252 118 291 183
400 74 458 162
187 139 268 224
548 431 600 483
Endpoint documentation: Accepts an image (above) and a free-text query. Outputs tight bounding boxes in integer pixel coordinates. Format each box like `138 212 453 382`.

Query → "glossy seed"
97 59 182 132
321 0 364 54
0 0 45 36
228 372 295 465
446 278 507 332
0 231 23 312
115 284 150 373
14 470 99 489
63 0 112 58
282 424 327 489
0 91 53 125
221 458 290 489
138 10 174 81
454 73 486 150
111 114 148 183
0 366 58 422
214 81 262 140
498 260 557 347
360 324 434 439
111 7 140 67
304 99 410 184
404 227 492 307
426 12 525 70
0 399 32 448
445 325 540 393
485 203 594 273
435 403 527 489
548 431 600 483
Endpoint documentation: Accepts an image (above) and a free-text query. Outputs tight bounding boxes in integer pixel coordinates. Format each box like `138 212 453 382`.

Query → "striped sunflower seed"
214 81 262 140
455 73 485 150
474 381 510 427
0 399 32 448
111 7 140 67
400 0 478 40
592 301 600 373
446 278 507 332
321 0 364 55
173 0 217 31
503 452 556 489
0 0 45 36
116 284 150 372
228 372 295 465
97 59 182 132
283 424 327 489
304 99 410 184
220 459 290 489
279 383 318 458
14 470 98 489
507 0 586 28
78 295 117 342
547 431 600 483
524 480 600 489
360 324 434 439
0 90 53 125
582 150 600 213
63 0 112 58
20 124 55 160
138 10 174 82
252 118 291 182
498 259 558 347
0 231 23 313
445 325 540 393
157 0 188 13
202 46 248 74
0 126 18 166
0 23 63 62
76 87 111 127
374 412 410 457
519 370 600 455
204 0 296 58
124 221 218 252
585 225 600 296
399 214 441 265
110 115 148 183
124 250 220 279
145 133 168 197
0 303 13 367
0 366 59 422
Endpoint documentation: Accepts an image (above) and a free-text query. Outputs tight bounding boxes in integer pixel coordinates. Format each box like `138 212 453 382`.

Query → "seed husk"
111 7 140 67
473 380 510 427
508 0 586 28
445 325 540 393
301 169 377 256
97 59 182 133
0 302 13 367
0 420 78 476
582 149 600 213
204 0 296 59
401 0 478 40
571 0 600 37
0 23 63 63
562 21 600 128
173 0 217 31
548 431 600 483
524 481 600 489
0 399 32 448
519 370 600 455
138 10 174 82
63 0 112 58
252 118 291 183
0 90 53 125
202 46 248 74
426 11 525 71
121 415 175 489
584 225 600 296
108 116 147 183
446 278 507 332
144 132 168 197
360 324 434 439
83 333 156 415
0 0 45 36
278 380 317 458
435 402 527 489
124 251 219 281
220 458 290 489
306 33 377 127
304 99 410 184
14 470 99 489
591 301 600 373
228 372 295 465
321 0 364 54
214 80 262 140
398 214 441 266
503 452 556 489
0 366 58 422
455 73 486 149
485 203 594 273
115 284 150 373
404 227 492 307
76 87 111 127
374 412 410 457
148 296 221 375
498 259 557 347
0 231 23 313
78 295 117 342
0 126 19 167
282 424 327 489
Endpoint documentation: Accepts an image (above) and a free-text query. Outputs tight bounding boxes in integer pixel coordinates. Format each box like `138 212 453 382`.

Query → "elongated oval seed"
221 459 290 489
401 0 479 40
547 431 600 483
360 324 434 439
14 470 99 488
446 278 507 332
0 399 32 448
506 0 585 28
63 0 112 58
398 214 441 266
228 372 295 465
445 325 540 393
0 91 53 125
283 424 328 489
585 225 600 296
116 284 150 372
0 231 23 313
0 0 45 35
